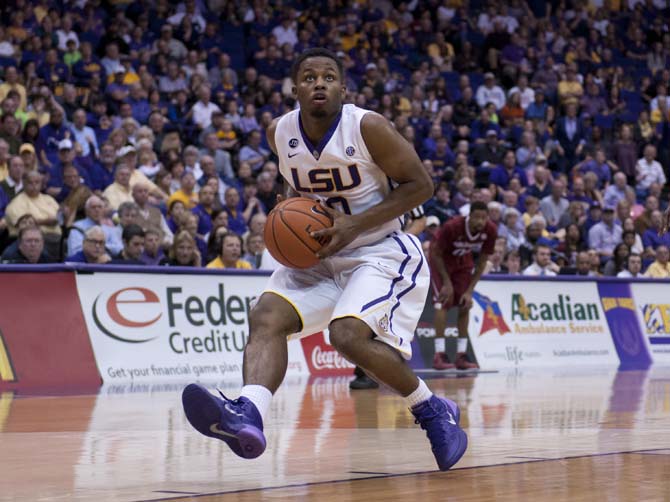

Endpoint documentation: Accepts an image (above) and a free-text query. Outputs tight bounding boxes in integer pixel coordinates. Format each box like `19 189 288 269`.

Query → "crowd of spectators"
0 0 668 278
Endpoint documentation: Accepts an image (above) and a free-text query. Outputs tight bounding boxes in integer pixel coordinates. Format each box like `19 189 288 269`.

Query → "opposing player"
182 48 468 471
430 201 497 370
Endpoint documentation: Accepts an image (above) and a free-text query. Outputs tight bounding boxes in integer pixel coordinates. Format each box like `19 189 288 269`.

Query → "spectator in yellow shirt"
644 245 670 278
557 65 583 107
167 171 199 210
207 233 252 270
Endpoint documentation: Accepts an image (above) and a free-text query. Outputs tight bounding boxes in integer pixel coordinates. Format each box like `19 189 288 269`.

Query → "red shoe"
454 352 479 370
433 352 455 370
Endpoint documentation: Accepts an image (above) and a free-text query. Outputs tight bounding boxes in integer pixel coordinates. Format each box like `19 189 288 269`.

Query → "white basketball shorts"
263 232 429 359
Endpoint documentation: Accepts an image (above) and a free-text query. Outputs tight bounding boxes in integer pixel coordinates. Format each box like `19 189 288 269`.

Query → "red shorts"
430 267 472 310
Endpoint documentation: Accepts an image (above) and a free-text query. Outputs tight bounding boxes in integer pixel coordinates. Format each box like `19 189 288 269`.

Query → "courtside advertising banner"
469 280 619 368
630 282 670 364
75 272 309 383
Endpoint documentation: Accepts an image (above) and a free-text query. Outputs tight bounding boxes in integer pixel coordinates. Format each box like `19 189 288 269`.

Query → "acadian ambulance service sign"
630 282 670 363
468 281 618 368
75 272 308 383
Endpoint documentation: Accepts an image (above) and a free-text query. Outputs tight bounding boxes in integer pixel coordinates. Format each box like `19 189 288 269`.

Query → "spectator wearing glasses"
65 226 111 264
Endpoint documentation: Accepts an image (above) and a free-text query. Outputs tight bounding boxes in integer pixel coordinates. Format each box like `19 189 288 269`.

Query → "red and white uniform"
430 216 497 308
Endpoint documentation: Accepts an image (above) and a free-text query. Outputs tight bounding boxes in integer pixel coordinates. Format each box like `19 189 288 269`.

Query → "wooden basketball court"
1 367 669 501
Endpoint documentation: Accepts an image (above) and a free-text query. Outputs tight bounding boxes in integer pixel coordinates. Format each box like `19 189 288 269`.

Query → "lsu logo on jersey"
290 164 361 193
0 330 16 382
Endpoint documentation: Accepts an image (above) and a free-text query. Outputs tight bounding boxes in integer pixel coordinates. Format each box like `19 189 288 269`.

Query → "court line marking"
153 491 201 495
348 471 391 475
131 447 670 502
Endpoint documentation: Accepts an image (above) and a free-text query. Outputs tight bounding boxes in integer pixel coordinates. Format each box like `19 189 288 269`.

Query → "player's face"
468 209 488 234
293 57 345 118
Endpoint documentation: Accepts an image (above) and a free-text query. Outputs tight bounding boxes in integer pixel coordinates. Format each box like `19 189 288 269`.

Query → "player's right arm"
430 225 454 304
266 117 299 201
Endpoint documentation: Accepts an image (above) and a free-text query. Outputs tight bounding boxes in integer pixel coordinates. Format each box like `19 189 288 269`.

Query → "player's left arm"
313 112 433 257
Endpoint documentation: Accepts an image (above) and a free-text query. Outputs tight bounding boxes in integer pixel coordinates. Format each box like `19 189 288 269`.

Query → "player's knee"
249 295 300 338
328 317 369 357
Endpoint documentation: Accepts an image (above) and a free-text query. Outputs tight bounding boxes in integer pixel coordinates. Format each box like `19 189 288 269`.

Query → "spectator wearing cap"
45 139 92 201
490 150 528 190
472 128 504 178
635 145 666 198
1 226 51 264
0 155 24 200
116 145 168 201
65 226 112 264
603 172 629 209
475 73 505 110
154 24 187 61
19 143 38 173
643 245 670 279
588 205 622 259
540 179 569 231
554 103 586 173
67 194 123 256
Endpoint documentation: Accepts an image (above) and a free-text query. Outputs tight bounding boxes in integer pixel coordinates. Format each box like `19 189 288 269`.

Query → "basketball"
264 197 333 269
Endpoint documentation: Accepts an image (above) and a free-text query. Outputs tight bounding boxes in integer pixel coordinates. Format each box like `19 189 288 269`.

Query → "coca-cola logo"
301 332 355 376
311 345 354 370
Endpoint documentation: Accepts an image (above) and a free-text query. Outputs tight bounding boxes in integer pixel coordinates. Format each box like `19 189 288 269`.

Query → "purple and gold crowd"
0 0 668 277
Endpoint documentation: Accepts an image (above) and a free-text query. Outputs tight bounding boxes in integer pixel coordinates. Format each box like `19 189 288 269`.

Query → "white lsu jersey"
274 103 401 250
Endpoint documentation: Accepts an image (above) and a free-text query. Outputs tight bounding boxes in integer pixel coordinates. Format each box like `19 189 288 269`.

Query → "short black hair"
122 223 145 243
470 201 488 213
290 48 344 83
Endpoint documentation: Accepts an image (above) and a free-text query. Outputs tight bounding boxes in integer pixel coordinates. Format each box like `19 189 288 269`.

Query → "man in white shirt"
70 108 99 157
476 73 506 110
617 253 643 278
190 85 221 130
271 17 298 48
523 244 558 276
635 144 666 196
508 75 535 110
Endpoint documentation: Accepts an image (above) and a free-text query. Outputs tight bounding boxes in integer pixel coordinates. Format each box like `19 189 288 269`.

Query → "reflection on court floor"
1 368 669 501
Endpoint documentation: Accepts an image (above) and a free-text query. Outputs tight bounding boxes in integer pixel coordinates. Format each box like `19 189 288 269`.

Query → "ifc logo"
92 287 163 343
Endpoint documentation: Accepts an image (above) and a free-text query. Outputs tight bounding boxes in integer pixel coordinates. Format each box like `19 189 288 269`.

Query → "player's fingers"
315 238 343 259
311 226 337 240
276 194 285 204
317 203 342 220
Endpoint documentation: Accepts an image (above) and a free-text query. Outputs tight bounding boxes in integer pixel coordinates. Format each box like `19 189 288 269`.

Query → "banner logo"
0 330 16 382
92 287 162 343
473 292 511 336
301 332 355 376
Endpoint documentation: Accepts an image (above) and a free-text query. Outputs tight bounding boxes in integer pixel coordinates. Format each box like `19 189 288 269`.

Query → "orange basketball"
264 197 333 269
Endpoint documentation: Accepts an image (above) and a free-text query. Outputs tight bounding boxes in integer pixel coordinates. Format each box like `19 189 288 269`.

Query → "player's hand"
311 205 361 259
459 291 473 309
438 282 454 305
661 206 670 236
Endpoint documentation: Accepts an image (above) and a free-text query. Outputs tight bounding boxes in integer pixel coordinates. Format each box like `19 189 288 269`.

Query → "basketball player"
182 48 468 471
430 201 497 370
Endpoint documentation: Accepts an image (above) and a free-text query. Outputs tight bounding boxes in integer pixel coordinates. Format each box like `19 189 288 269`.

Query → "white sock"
404 378 433 408
457 338 468 353
240 385 272 422
434 337 446 353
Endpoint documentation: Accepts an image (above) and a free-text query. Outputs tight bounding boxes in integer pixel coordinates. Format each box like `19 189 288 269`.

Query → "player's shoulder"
445 215 465 229
485 220 498 234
